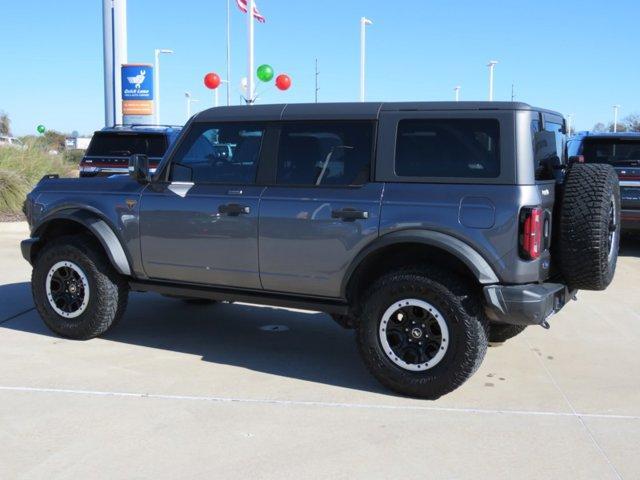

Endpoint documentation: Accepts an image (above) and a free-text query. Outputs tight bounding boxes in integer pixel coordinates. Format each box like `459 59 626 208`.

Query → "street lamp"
566 114 574 137
154 48 174 124
613 105 621 132
487 60 498 101
185 92 199 121
359 17 373 102
454 86 461 102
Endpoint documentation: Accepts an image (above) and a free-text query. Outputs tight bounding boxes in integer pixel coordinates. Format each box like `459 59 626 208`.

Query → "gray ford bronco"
21 102 620 399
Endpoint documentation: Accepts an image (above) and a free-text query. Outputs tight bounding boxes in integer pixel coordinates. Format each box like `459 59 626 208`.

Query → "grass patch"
0 146 78 215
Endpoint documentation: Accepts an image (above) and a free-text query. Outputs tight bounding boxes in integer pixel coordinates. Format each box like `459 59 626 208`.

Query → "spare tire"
558 163 620 290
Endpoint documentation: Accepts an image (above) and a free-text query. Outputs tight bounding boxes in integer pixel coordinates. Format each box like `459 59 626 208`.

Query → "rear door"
139 122 266 288
258 121 382 298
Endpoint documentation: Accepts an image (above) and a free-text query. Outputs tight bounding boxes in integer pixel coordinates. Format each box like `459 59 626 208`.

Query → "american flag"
236 0 266 23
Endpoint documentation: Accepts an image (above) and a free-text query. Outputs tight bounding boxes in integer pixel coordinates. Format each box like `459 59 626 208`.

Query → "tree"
623 114 640 132
607 122 628 133
0 111 10 136
592 122 606 132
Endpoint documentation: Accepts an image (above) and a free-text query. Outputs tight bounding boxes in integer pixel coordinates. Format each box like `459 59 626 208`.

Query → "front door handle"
219 203 250 216
331 208 369 221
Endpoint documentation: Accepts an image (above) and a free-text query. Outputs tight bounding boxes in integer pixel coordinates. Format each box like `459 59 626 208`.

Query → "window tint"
395 119 500 178
87 133 167 157
169 124 264 183
276 122 373 186
582 139 640 167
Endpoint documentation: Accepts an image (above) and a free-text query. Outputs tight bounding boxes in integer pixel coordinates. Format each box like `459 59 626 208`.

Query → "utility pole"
613 105 621 132
102 0 128 126
315 58 320 103
487 60 498 101
511 83 515 101
359 17 373 102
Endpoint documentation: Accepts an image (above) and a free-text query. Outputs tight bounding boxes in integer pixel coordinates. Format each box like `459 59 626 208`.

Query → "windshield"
582 138 640 167
86 133 167 157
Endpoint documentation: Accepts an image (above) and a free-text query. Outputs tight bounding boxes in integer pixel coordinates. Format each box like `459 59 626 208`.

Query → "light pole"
154 48 174 124
613 105 621 132
454 86 461 102
360 17 373 102
214 80 230 107
487 60 498 101
566 114 574 137
185 92 199 121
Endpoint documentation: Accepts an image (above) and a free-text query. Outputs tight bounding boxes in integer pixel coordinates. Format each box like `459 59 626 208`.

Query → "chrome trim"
620 180 640 187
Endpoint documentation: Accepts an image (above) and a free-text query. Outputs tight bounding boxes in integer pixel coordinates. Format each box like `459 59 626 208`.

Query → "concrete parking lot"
0 221 639 479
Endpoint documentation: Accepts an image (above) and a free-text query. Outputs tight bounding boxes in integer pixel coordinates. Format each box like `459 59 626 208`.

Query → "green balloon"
36 124 46 134
257 64 274 82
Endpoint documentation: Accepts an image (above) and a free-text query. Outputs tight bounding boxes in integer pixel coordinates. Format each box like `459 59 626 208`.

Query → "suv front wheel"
32 235 129 339
356 266 488 399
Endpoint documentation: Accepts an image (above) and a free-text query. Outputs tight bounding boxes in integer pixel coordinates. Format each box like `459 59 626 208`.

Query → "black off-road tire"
32 235 129 339
356 266 489 399
489 322 527 344
559 163 620 290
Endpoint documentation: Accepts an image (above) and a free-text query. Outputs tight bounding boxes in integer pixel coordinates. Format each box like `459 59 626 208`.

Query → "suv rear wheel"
356 266 488 399
32 235 129 339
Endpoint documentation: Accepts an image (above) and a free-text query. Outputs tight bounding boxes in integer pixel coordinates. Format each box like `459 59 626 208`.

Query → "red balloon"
275 74 292 91
204 72 221 89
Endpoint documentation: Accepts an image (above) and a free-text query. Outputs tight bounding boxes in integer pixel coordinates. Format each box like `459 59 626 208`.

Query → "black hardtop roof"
574 131 640 140
194 101 562 122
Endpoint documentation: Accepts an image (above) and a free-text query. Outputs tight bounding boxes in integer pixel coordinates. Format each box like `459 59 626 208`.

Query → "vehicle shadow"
620 233 640 258
0 282 385 395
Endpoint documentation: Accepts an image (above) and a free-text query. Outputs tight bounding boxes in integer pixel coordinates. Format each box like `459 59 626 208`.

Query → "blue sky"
0 0 637 135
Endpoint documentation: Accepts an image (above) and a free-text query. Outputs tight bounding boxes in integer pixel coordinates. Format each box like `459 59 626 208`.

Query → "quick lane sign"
121 64 154 117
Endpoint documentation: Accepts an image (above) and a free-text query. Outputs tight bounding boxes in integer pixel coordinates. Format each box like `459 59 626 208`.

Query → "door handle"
219 203 250 216
331 208 369 221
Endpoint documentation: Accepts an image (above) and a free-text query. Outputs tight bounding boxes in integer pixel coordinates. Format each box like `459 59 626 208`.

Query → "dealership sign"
121 64 154 119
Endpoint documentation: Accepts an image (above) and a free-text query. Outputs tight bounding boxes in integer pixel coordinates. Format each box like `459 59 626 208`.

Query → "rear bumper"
621 209 640 231
483 282 574 326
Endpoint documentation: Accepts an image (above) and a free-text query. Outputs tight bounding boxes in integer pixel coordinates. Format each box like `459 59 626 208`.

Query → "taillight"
520 207 543 260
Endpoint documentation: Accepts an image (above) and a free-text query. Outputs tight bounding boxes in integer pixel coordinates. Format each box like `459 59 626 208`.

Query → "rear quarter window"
395 119 500 178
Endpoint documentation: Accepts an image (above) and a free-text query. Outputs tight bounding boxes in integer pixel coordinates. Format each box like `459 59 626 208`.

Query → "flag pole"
247 0 255 104
226 0 231 106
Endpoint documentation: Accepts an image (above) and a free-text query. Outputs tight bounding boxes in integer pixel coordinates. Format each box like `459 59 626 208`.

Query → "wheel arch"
342 230 499 302
31 209 132 276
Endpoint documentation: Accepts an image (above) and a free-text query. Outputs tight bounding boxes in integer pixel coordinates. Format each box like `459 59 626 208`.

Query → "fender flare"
33 209 132 276
341 229 500 297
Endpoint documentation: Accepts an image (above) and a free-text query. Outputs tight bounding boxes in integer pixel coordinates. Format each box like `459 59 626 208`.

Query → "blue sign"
121 64 154 100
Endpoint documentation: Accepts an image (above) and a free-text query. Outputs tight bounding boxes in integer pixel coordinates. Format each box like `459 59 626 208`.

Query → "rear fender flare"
341 229 500 297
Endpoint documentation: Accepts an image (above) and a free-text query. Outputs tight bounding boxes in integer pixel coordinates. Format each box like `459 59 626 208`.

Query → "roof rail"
108 124 183 129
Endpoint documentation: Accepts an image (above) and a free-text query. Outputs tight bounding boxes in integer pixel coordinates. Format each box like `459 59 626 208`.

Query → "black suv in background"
79 125 181 177
568 132 640 230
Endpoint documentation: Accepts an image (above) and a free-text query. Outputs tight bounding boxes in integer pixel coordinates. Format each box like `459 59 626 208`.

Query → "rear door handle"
219 203 250 216
331 208 369 221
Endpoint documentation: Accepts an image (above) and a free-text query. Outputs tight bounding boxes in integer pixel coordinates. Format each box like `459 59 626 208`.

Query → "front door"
139 122 266 289
258 121 382 298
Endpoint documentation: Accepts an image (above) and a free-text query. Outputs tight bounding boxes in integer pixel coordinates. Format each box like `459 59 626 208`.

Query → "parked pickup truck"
21 102 620 399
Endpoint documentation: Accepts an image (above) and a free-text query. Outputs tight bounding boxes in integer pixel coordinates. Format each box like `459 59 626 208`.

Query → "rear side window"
86 133 166 157
169 123 264 184
531 119 565 180
395 119 500 178
276 122 373 186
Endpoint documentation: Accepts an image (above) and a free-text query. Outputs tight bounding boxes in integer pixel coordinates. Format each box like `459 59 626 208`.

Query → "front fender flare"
32 209 132 276
342 229 500 297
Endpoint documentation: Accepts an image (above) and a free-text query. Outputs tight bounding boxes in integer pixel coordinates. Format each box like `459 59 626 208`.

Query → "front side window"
395 119 500 178
169 124 264 183
276 122 373 186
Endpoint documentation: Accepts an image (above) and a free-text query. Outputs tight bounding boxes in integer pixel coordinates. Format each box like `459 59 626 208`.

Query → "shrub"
0 146 77 214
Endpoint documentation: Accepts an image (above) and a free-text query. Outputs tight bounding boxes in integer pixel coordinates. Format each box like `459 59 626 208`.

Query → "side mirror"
128 154 150 183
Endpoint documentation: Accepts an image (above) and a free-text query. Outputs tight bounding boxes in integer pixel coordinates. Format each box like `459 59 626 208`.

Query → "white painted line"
0 385 639 421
